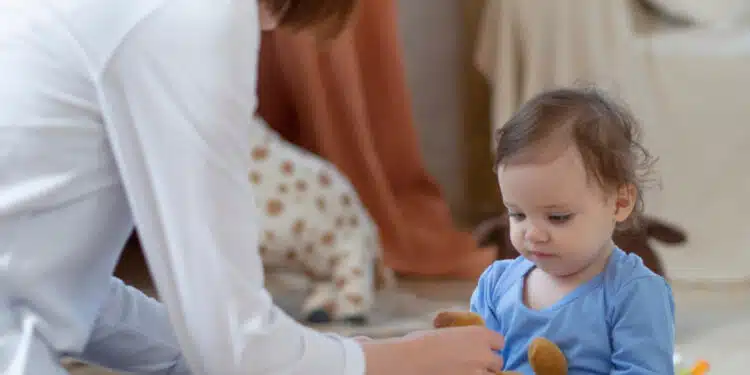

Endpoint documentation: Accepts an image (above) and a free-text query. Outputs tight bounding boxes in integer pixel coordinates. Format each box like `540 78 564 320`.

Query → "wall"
395 0 750 283
396 0 467 216
396 0 503 225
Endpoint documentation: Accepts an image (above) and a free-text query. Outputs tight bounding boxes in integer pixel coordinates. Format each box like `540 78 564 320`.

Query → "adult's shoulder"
56 0 260 74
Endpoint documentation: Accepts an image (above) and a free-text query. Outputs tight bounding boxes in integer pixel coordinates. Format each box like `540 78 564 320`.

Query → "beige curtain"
472 0 750 283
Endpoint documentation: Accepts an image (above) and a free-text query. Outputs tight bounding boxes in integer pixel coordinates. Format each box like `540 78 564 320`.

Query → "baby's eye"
508 212 526 221
548 214 572 224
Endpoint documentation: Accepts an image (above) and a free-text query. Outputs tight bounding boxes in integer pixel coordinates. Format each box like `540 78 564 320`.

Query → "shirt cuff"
339 335 366 375
300 327 366 375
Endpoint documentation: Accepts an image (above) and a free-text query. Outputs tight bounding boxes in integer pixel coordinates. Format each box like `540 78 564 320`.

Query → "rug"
266 272 471 338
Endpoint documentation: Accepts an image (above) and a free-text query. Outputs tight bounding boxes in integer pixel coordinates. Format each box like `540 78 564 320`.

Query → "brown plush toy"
433 311 568 375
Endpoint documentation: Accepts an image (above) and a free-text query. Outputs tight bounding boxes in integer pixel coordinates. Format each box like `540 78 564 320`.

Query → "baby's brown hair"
261 0 359 37
493 86 657 230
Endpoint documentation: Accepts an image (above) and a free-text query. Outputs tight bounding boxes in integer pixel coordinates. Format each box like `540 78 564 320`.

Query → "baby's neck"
549 242 614 286
523 244 614 310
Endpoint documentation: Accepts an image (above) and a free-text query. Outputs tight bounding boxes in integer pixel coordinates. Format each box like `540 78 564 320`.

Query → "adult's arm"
75 277 189 374
96 1 365 374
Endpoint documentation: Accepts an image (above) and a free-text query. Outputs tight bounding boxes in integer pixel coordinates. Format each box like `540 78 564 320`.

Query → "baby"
471 87 675 374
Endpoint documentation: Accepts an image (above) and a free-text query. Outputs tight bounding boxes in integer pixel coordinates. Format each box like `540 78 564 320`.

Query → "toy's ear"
645 217 687 245
528 337 568 375
433 311 485 328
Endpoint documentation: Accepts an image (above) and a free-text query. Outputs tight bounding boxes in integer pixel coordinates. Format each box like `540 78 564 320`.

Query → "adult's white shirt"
0 0 366 374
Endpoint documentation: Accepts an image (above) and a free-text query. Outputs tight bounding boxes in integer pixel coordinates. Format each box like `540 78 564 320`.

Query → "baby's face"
497 143 622 278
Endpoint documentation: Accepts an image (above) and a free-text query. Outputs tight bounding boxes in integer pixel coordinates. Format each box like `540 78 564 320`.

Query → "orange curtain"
256 0 494 279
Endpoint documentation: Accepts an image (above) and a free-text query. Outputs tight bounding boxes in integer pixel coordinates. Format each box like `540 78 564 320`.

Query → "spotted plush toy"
247 116 396 325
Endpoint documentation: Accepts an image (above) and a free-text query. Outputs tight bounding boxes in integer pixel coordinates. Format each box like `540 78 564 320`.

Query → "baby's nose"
525 225 549 243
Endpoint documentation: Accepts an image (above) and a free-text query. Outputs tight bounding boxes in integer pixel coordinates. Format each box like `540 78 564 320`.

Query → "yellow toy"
674 351 711 375
432 311 568 375
690 360 710 375
678 359 710 375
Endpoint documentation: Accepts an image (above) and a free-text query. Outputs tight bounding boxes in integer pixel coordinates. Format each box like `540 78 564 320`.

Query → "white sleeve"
94 2 366 375
78 277 191 375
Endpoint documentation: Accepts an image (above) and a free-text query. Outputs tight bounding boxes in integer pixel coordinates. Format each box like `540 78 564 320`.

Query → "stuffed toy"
432 311 568 375
473 214 687 279
246 116 396 325
609 217 687 278
116 117 397 326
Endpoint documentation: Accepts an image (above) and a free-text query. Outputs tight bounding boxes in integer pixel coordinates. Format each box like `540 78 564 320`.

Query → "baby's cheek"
552 227 587 253
508 228 525 252
575 228 607 254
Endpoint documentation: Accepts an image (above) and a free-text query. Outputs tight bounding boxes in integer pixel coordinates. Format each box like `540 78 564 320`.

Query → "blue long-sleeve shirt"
470 248 675 375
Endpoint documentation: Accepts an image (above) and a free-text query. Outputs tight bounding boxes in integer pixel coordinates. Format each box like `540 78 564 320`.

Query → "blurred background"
410 0 750 284
74 0 749 373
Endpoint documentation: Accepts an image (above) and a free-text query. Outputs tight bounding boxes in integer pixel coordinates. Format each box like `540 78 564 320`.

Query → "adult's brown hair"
261 0 359 37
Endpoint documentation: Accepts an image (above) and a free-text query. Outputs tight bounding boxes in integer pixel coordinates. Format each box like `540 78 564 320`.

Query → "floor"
64 270 749 374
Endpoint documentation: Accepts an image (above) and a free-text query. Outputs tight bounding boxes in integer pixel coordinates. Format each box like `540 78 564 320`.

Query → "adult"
0 0 504 374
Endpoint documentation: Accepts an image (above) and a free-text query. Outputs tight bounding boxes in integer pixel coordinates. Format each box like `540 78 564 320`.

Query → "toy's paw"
433 311 485 328
306 309 333 324
529 337 568 375
343 315 368 326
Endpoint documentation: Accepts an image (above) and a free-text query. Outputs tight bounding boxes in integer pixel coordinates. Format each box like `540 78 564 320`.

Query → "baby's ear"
433 311 485 328
614 184 637 223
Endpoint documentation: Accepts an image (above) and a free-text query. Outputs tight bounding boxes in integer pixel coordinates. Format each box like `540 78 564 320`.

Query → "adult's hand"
360 325 505 375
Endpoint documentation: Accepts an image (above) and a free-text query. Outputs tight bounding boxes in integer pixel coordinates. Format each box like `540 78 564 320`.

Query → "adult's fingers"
484 351 504 373
480 327 505 351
